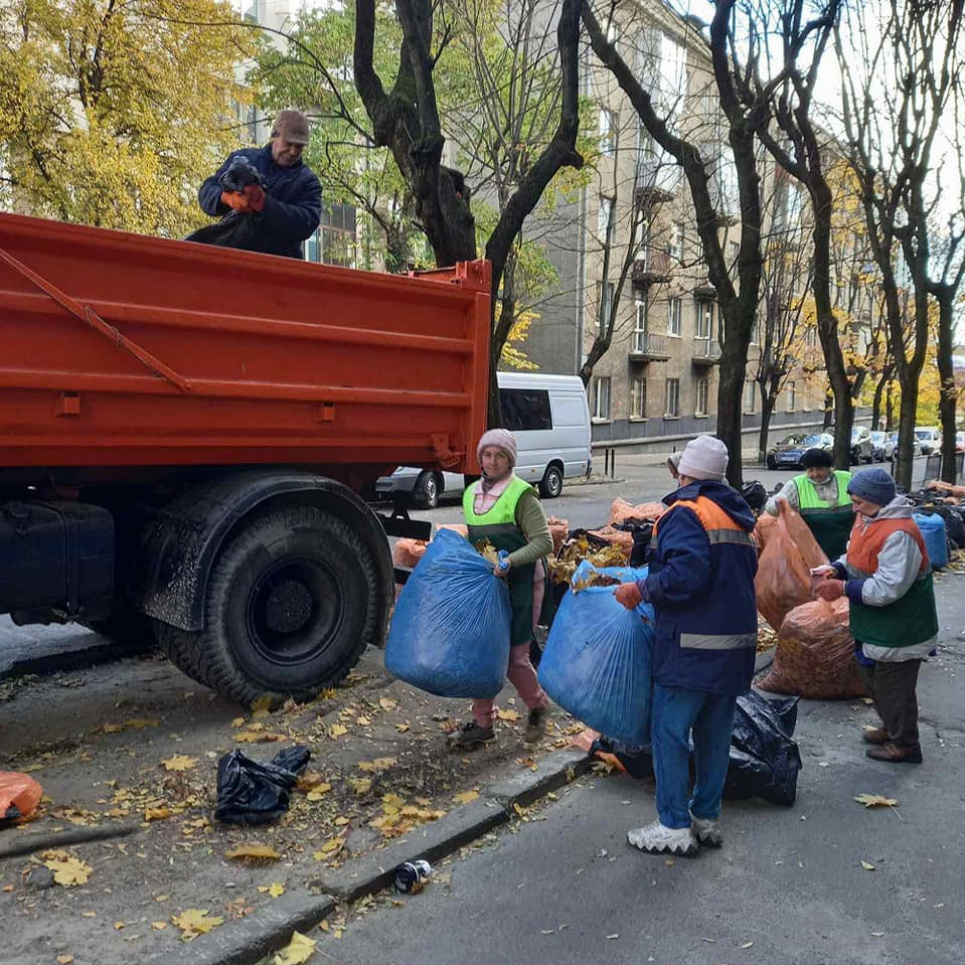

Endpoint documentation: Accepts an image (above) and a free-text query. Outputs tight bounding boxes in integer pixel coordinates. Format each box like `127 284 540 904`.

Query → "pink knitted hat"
477 428 518 467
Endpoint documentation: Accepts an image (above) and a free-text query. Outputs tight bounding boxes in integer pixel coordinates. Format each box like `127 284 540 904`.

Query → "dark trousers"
856 657 922 749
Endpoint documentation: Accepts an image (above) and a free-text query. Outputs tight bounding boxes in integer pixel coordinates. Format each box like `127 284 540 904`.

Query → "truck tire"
538 464 564 499
414 471 440 509
158 505 377 706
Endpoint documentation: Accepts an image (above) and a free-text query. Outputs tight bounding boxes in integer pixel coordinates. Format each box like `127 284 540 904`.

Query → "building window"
665 377 680 417
696 298 715 339
630 378 648 419
806 325 818 348
306 204 357 267
599 281 615 331
696 377 710 416
599 108 616 156
592 377 612 420
598 196 613 243
786 381 796 412
750 314 761 345
668 297 682 337
658 33 687 119
633 296 648 352
669 222 684 260
743 380 757 414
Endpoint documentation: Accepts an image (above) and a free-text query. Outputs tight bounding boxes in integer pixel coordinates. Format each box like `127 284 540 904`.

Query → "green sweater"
507 489 554 567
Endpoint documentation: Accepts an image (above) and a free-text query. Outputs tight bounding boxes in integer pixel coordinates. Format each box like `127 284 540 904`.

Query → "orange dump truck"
0 212 490 704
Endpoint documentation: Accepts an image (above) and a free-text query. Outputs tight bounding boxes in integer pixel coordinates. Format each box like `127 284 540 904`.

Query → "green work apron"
849 571 939 648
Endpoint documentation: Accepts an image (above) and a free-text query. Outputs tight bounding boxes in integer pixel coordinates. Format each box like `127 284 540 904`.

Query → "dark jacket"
198 145 322 259
637 480 759 696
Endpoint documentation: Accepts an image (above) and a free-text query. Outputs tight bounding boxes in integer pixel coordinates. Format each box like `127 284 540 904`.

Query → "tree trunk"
936 292 958 483
886 380 896 432
871 370 889 432
894 385 918 491
758 391 778 466
822 388 834 430
718 330 751 486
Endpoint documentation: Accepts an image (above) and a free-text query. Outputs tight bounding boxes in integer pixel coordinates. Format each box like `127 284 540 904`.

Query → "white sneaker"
627 820 698 856
690 814 723 847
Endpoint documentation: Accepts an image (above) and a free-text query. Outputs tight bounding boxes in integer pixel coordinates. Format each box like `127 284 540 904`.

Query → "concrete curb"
152 891 337 965
157 748 592 965
568 476 626 488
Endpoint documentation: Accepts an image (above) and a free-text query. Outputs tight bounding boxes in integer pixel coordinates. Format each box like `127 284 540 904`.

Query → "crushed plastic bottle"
394 859 432 893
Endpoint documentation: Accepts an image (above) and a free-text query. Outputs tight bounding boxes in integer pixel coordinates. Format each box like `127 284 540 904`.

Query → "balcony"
628 332 671 363
635 161 677 206
692 339 722 365
632 248 674 288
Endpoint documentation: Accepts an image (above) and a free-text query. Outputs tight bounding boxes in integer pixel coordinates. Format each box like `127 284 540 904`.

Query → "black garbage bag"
216 745 311 825
587 691 802 807
724 691 802 806
185 211 260 250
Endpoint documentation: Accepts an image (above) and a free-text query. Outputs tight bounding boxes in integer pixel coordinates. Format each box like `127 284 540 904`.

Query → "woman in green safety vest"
448 429 553 752
764 448 853 559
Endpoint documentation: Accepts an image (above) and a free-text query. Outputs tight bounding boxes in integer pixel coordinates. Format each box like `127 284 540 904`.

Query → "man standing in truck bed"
197 109 321 259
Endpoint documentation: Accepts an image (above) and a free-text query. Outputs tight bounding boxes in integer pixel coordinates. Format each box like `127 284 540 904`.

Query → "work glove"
221 190 254 214
614 582 644 611
243 183 266 212
814 579 845 602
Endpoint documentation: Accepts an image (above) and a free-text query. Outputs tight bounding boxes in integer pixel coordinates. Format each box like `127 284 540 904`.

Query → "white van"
375 372 592 507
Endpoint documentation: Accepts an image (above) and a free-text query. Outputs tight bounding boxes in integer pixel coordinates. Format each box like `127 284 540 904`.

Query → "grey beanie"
847 468 896 507
677 435 729 481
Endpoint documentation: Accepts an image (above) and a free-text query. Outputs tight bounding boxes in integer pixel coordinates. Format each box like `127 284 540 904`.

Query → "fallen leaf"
261 882 285 898
56 956 74 964
172 908 225 941
251 695 273 714
356 715 372 726
272 931 316 964
125 717 160 729
497 708 522 722
114 922 124 931
226 844 282 861
162 755 198 772
42 851 92 887
379 697 397 711
453 790 480 804
358 757 397 773
349 778 372 794
2 885 13 893
334 816 350 827
854 794 898 808
81 911 97 918
327 724 348 740
313 838 344 859
145 807 172 821
306 784 332 801
231 717 246 727
861 860 876 871
152 922 168 931
395 724 410 733
102 723 125 734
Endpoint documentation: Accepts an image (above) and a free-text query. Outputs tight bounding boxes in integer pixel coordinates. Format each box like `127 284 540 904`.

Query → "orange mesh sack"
754 502 828 632
757 598 866 699
608 499 666 526
435 524 469 538
546 517 569 554
0 771 42 823
753 513 778 554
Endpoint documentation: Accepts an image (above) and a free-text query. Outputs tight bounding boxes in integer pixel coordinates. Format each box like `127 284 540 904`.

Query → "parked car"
870 430 895 462
890 432 922 457
766 432 834 470
956 431 965 453
914 426 942 455
850 426 875 464
375 372 592 508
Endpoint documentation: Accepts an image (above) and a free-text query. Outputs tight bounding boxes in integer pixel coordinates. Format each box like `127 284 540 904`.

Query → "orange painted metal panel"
0 213 491 473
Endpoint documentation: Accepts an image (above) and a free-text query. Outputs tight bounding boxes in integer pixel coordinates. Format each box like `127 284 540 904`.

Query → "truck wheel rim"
245 557 343 665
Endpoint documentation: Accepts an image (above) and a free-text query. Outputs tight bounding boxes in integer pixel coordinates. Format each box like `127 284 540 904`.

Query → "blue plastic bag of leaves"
386 528 512 698
538 562 655 746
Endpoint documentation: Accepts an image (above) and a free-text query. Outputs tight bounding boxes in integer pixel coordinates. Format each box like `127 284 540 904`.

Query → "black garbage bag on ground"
589 690 802 806
216 745 310 825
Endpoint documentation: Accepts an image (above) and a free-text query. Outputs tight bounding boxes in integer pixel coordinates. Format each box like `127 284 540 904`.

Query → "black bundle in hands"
218 156 265 193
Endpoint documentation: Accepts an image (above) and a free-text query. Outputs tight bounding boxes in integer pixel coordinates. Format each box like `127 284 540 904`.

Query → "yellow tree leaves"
854 794 899 808
272 932 316 964
172 908 225 940
41 851 92 887
0 0 255 238
226 844 282 861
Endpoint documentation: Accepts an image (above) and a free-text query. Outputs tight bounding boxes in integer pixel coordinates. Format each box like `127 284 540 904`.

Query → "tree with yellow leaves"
0 0 253 238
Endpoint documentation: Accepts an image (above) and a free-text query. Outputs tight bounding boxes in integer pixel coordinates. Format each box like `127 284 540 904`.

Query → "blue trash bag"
538 562 655 746
914 512 949 569
385 528 512 699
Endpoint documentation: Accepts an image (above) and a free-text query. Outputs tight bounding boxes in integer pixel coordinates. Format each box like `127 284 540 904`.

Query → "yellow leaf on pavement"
854 794 898 808
358 757 397 773
379 697 398 711
172 908 225 940
497 708 521 722
356 715 372 726
306 783 332 801
395 724 410 733
334 816 350 826
162 755 198 772
349 778 372 794
102 723 125 734
453 790 480 804
231 717 246 727
327 724 348 740
125 718 160 729
152 922 168 931
861 860 876 871
226 844 282 861
272 931 316 965
251 695 273 714
42 851 92 887
258 882 285 898
313 837 344 859
57 956 74 964
145 807 172 821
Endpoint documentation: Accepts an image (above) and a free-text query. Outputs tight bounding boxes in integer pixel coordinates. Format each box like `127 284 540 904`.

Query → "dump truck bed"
0 213 490 473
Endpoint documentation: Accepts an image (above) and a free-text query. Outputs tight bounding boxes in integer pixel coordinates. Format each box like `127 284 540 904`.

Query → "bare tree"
583 0 785 486
836 0 964 488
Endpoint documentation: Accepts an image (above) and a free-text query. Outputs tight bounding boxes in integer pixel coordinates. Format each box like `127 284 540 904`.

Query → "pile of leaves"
549 536 626 586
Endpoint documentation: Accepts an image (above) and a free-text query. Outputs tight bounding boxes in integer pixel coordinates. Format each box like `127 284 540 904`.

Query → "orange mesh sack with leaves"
0 771 42 823
753 513 778 554
608 499 665 526
757 598 866 699
546 517 569 554
393 539 428 570
754 502 828 632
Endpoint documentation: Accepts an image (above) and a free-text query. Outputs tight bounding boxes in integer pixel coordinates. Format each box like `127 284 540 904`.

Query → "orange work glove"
221 190 253 213
243 183 266 212
815 579 845 602
614 582 644 611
